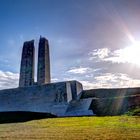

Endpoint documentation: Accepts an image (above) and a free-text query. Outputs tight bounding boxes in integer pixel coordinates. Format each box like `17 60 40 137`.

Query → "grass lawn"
0 116 139 140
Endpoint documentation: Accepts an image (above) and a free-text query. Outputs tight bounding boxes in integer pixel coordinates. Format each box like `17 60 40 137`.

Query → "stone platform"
0 81 94 117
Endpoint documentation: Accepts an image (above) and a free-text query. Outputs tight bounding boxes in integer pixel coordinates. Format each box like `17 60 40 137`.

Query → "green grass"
0 116 140 140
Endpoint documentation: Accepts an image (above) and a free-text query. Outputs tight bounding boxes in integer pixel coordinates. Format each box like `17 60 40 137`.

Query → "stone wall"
82 87 140 115
0 81 83 116
82 87 140 99
90 95 140 116
70 81 83 100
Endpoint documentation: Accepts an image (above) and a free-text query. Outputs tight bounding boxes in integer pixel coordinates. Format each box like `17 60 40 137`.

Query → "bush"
126 107 140 116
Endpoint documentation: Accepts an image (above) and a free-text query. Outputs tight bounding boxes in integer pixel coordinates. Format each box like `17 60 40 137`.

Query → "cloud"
81 73 140 89
95 73 140 88
0 70 140 91
51 78 59 82
67 67 91 74
80 80 100 89
64 60 140 89
89 46 140 66
102 49 131 64
89 48 110 60
0 70 19 90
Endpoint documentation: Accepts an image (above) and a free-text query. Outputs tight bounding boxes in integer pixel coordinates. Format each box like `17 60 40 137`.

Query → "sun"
118 42 140 66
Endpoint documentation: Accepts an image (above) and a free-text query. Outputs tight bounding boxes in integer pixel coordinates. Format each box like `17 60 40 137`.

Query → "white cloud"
0 70 19 90
80 80 101 89
89 48 110 60
99 73 139 88
89 46 140 66
79 73 140 89
1 69 140 92
102 49 129 63
51 78 59 82
67 67 91 74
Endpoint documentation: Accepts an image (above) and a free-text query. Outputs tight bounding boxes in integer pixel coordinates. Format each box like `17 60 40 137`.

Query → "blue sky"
1 0 140 89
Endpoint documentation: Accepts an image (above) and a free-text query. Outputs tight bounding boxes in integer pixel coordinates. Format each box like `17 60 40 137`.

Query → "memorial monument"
0 36 139 117
37 37 51 85
19 40 35 87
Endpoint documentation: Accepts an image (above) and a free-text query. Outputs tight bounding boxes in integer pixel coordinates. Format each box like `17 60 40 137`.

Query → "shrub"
126 107 140 116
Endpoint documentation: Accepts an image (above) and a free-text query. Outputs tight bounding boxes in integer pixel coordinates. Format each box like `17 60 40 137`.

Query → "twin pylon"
19 37 51 87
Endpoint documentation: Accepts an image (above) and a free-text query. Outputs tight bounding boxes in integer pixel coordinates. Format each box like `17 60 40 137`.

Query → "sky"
1 0 140 89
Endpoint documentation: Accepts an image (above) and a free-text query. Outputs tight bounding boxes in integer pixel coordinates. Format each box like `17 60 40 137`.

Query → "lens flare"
118 42 140 66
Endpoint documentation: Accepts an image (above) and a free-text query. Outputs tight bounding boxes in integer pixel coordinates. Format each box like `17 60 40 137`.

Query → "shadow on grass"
0 111 57 124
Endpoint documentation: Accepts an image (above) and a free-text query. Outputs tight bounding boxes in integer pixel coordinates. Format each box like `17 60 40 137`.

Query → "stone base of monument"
0 80 94 117
64 98 95 116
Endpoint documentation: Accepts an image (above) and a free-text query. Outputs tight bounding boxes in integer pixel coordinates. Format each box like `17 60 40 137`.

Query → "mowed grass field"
0 116 139 140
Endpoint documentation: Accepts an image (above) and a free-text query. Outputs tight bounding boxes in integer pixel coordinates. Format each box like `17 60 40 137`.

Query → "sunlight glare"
119 42 140 66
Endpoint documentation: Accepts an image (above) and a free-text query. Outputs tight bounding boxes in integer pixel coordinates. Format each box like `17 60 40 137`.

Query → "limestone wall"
70 81 83 100
82 87 140 99
90 95 140 115
0 81 82 116
82 87 140 115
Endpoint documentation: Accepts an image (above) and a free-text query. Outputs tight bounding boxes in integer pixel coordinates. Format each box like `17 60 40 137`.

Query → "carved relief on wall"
54 88 67 103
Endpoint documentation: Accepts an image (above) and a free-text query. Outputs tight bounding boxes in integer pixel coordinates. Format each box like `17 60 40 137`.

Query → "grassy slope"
0 116 139 140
